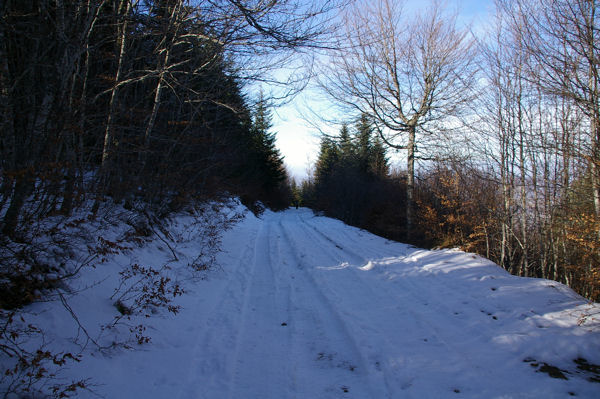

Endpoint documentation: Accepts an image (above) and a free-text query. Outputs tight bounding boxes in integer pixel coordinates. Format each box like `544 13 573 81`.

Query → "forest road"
184 208 600 399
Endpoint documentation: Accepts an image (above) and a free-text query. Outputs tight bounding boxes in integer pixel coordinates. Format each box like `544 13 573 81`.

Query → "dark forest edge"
299 114 599 303
1 0 309 306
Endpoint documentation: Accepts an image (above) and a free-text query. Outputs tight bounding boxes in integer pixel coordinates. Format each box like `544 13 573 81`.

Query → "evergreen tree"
290 178 302 208
309 117 392 227
355 113 372 174
338 123 354 160
315 136 340 187
253 92 273 136
370 137 389 178
246 91 288 208
353 113 388 177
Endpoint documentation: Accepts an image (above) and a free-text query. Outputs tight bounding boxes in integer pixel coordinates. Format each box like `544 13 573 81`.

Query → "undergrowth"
0 198 243 397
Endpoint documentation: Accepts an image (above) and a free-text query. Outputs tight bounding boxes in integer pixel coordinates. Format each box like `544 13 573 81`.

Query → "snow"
2 205 600 398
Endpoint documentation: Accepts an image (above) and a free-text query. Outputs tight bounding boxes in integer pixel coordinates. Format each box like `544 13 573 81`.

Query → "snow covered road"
27 206 599 398
174 208 600 398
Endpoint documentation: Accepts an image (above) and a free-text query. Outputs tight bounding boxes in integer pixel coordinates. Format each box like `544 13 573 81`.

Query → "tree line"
300 114 397 235
0 0 346 313
0 0 336 242
1 0 598 302
308 0 599 301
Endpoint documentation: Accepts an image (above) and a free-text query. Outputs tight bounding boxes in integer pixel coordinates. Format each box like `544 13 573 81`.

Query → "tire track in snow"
176 221 260 398
179 210 509 398
276 213 388 398
287 212 421 395
289 211 498 395
226 218 293 399
301 211 507 334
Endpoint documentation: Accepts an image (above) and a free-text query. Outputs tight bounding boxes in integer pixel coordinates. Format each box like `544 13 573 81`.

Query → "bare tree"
499 0 600 232
0 0 347 222
95 0 345 185
0 0 105 236
319 0 476 236
477 15 517 271
477 8 541 276
470 0 597 295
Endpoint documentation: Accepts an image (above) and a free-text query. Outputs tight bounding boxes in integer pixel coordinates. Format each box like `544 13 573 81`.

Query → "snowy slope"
3 206 600 398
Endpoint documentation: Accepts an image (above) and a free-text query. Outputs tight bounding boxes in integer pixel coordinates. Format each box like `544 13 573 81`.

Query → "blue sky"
271 0 495 180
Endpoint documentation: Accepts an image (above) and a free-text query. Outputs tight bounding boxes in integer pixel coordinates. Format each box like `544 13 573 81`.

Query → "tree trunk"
141 49 169 165
140 1 182 181
591 116 600 240
499 124 511 270
2 174 33 239
406 125 416 239
518 108 528 276
101 0 131 167
587 2 600 237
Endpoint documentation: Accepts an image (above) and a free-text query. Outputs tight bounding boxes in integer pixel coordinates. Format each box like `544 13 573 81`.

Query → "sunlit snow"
5 205 600 398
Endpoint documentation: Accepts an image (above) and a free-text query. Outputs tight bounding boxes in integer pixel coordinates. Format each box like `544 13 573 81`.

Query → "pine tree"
248 91 288 208
315 136 340 186
355 113 372 174
370 137 389 178
338 123 354 159
310 117 390 225
290 178 301 208
253 91 273 137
